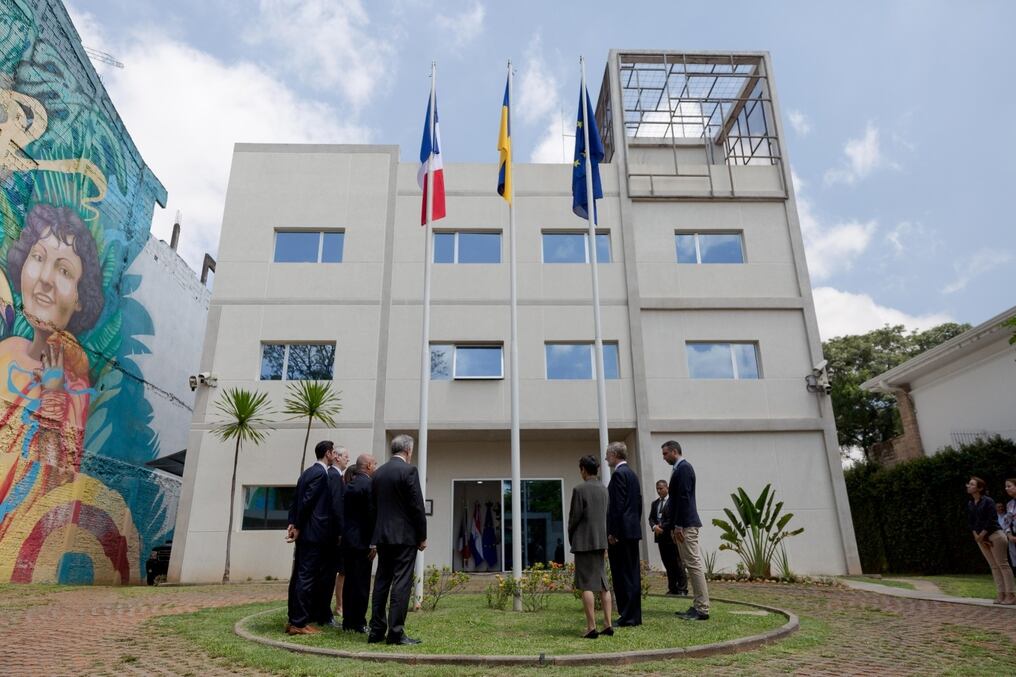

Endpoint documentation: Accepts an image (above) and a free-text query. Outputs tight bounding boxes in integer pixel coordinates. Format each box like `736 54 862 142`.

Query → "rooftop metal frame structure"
599 51 788 199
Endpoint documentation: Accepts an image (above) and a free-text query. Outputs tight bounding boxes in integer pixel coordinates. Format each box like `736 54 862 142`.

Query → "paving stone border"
233 595 799 667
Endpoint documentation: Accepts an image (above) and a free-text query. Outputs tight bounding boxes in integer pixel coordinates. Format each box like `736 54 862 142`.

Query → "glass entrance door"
502 479 565 571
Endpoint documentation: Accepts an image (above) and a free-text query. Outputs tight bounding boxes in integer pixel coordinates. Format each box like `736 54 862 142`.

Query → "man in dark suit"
368 435 427 645
649 479 687 595
342 453 377 633
605 442 643 626
285 440 336 635
661 440 710 621
313 448 346 627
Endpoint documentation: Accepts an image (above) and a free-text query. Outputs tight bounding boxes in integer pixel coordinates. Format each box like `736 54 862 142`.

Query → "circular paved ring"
233 595 799 667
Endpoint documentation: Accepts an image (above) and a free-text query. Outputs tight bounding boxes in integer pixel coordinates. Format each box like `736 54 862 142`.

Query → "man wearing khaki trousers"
661 440 710 621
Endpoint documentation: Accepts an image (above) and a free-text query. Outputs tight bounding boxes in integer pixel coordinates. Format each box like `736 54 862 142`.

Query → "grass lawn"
239 594 784 656
842 576 916 590
152 593 816 670
908 575 998 599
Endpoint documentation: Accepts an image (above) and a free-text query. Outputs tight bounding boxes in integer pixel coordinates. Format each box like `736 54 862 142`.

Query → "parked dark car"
146 541 172 585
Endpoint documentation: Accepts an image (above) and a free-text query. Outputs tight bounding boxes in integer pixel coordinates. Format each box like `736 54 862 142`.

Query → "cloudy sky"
67 0 1015 340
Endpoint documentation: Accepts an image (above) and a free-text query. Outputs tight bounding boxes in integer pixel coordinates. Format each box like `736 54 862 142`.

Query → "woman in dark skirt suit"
568 455 614 638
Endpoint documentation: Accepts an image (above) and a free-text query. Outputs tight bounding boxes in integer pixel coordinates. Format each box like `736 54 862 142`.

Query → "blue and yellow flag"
572 84 603 221
497 77 512 203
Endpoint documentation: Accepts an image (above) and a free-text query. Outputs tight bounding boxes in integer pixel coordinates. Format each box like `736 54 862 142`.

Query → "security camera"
812 359 828 375
198 372 218 388
188 375 198 391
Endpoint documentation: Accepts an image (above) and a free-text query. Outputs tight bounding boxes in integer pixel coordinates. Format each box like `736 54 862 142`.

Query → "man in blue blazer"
606 441 643 626
661 440 710 620
285 440 337 634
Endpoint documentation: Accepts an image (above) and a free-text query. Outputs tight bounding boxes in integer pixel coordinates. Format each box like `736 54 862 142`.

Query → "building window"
431 344 504 380
545 342 620 380
260 343 335 380
274 230 344 263
675 232 744 264
686 342 760 379
242 486 295 530
434 231 502 263
542 231 611 263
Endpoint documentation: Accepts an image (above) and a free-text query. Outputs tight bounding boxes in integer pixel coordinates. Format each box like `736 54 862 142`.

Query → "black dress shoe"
675 606 697 617
680 609 709 621
387 635 422 645
367 633 385 643
600 626 614 636
582 629 599 639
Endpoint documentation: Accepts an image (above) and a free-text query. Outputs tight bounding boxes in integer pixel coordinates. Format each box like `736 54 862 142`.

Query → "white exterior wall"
909 336 1016 453
170 52 860 582
127 236 210 457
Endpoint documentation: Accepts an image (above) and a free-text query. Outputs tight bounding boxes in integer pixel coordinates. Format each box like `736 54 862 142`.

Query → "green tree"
283 381 342 474
823 322 969 460
212 388 275 584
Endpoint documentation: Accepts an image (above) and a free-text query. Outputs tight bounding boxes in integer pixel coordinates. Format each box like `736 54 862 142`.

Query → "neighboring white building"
861 305 1016 463
169 50 861 583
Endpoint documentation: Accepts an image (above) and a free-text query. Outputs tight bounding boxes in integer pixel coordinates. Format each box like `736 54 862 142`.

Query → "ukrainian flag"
497 77 512 203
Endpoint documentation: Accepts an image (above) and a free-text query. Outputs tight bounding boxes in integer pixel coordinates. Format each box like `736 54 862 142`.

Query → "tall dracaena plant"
212 387 275 584
283 381 342 474
711 484 804 579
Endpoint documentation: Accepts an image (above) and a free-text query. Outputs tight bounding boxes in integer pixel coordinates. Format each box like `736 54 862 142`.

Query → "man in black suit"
661 440 710 621
285 440 337 635
368 434 427 645
649 479 687 595
342 453 377 633
313 447 346 627
605 442 643 626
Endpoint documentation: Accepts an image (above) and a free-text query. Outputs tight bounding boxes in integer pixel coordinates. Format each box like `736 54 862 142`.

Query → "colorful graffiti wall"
0 0 179 584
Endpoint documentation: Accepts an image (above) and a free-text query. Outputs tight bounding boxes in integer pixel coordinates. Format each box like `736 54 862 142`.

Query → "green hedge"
844 437 1015 575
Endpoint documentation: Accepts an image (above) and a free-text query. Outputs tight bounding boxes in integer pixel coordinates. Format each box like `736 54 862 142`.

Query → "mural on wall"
0 0 176 584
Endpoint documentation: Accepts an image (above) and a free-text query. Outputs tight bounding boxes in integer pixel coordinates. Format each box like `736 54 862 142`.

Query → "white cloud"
67 5 371 271
436 2 486 50
519 35 569 163
812 287 953 341
787 109 811 136
793 170 876 280
942 248 1012 294
245 0 393 106
824 122 889 185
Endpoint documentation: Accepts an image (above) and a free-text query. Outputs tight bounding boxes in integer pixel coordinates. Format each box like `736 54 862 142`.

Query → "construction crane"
83 46 124 69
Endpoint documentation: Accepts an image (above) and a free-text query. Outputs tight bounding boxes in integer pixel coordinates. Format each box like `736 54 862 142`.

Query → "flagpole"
507 59 523 612
579 56 610 484
415 60 436 607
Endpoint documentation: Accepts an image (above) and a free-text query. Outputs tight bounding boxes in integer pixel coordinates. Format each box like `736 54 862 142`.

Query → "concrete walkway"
841 577 1016 609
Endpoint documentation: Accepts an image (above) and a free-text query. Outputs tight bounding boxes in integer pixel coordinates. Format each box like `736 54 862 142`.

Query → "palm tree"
283 380 342 474
212 387 275 584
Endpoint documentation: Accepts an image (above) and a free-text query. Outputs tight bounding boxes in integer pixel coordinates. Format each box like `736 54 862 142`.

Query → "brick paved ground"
2 578 1015 676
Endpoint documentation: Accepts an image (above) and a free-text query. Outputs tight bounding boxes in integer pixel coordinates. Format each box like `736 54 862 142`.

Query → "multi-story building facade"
170 50 861 582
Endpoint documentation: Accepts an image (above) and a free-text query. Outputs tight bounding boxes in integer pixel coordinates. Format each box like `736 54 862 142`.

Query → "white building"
169 51 861 583
861 305 1016 463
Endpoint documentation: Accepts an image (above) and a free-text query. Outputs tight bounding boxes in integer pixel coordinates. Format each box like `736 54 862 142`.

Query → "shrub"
421 566 469 611
712 484 804 579
844 436 1016 574
485 574 516 610
518 562 562 612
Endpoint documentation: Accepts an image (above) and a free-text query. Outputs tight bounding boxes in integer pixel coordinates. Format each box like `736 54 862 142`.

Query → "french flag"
418 95 446 225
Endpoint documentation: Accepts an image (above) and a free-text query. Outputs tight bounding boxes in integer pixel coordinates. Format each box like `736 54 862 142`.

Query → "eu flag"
572 84 603 221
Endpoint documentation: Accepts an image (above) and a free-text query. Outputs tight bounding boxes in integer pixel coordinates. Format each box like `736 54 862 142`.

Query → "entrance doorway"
452 479 564 572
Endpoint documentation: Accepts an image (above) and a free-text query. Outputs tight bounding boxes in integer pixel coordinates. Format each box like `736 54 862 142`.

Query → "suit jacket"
343 470 376 550
606 463 643 541
288 462 331 543
648 496 671 543
663 458 702 530
568 477 609 552
326 465 346 546
370 456 427 547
